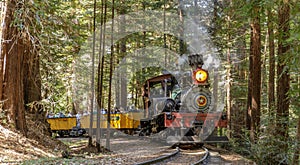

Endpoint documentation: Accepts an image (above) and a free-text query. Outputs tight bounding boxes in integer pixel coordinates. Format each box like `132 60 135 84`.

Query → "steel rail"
134 147 180 165
191 147 209 165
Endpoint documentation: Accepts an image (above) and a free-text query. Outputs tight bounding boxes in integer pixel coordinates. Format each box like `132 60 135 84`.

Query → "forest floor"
0 113 68 164
0 126 256 165
0 112 255 165
0 124 64 164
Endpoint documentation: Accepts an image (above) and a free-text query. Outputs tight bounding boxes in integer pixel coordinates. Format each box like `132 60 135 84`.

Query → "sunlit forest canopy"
0 0 300 164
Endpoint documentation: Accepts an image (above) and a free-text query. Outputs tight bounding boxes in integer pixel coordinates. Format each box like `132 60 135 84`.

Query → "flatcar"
139 54 228 144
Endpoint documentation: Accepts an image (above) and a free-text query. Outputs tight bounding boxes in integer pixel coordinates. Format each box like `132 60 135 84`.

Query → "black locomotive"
139 54 228 144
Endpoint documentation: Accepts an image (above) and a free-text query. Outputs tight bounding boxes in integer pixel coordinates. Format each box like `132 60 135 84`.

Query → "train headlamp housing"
192 68 208 84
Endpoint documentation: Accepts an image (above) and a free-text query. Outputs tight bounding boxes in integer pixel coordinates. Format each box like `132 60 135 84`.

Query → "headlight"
193 68 208 84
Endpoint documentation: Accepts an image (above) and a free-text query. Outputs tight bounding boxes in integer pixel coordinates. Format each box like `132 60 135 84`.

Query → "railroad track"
135 147 209 165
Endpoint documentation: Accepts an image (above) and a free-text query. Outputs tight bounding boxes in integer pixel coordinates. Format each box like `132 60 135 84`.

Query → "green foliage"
232 127 292 164
287 1 300 116
0 106 7 125
15 0 300 160
21 0 95 114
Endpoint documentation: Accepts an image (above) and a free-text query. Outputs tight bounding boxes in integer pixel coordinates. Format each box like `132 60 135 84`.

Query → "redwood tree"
267 5 275 116
276 0 290 163
248 0 261 142
0 0 27 135
0 0 42 137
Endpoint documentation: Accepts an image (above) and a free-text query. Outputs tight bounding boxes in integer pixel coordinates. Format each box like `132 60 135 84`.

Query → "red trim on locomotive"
164 112 227 128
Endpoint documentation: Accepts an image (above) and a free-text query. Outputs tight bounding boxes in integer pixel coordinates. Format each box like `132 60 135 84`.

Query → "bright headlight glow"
194 69 208 83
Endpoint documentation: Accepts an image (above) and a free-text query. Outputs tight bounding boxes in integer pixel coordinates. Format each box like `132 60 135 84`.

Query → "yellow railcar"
80 114 107 129
47 117 77 136
80 111 144 135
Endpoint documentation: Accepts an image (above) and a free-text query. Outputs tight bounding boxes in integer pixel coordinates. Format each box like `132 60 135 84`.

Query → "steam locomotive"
139 54 228 144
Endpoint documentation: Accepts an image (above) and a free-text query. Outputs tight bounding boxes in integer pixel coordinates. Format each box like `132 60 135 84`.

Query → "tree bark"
0 2 7 102
249 0 261 142
276 1 290 163
118 0 127 111
88 0 97 148
178 0 185 55
225 0 232 138
226 42 231 138
106 0 115 150
267 7 275 117
96 0 106 151
1 0 27 135
23 45 42 114
246 26 253 131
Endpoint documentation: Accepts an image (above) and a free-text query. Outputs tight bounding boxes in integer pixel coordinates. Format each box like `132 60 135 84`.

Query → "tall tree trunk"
0 2 7 102
163 0 167 67
106 0 115 150
267 7 275 117
88 0 97 148
119 1 127 111
226 50 231 137
178 0 185 55
276 0 290 163
248 0 261 142
247 30 253 131
23 43 42 121
224 0 232 138
114 44 120 108
0 0 27 135
96 0 106 152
